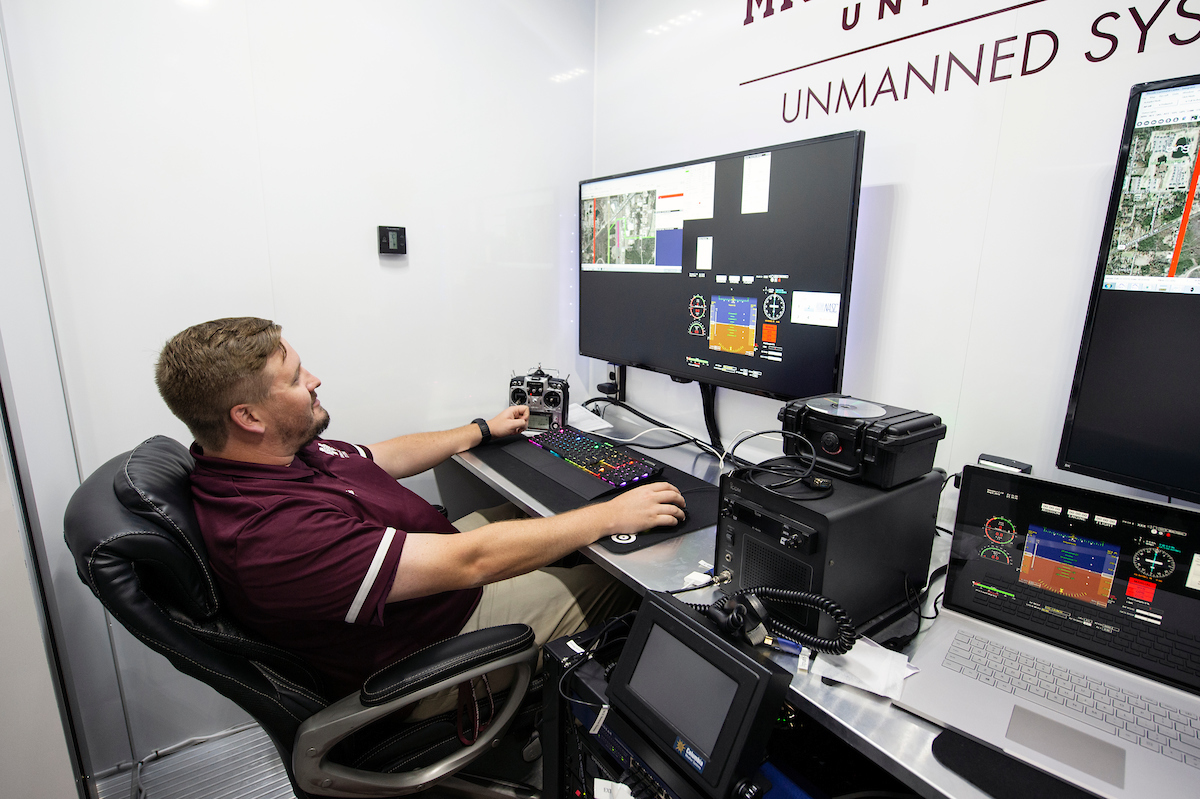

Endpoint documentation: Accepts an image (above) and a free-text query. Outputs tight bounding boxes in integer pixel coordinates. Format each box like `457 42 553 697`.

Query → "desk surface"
453 415 986 799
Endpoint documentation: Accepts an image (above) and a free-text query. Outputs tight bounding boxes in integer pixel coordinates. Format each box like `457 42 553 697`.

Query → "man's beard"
283 405 330 451
303 407 332 447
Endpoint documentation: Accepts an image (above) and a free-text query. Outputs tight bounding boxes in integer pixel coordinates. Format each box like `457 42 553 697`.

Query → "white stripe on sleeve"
345 527 397 624
353 444 367 458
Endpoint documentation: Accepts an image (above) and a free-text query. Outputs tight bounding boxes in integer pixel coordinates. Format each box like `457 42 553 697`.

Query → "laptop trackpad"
1005 705 1125 788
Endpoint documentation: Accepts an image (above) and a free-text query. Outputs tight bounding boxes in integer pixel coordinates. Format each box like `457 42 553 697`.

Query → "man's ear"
229 403 266 435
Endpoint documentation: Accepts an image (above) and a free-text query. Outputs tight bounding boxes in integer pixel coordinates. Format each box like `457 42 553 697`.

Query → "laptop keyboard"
943 631 1200 769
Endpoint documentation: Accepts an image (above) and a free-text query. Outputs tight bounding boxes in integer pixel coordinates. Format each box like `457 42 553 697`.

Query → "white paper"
595 779 634 799
567 403 613 433
809 637 917 700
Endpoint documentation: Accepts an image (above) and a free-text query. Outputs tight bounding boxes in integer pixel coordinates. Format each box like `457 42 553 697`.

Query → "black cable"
582 396 750 465
695 586 858 655
879 566 949 651
729 431 835 501
554 613 634 710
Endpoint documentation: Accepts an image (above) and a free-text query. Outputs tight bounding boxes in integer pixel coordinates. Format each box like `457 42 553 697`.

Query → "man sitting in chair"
154 317 685 705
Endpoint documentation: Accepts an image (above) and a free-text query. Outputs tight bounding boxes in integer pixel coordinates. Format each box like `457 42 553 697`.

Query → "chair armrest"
293 624 538 797
360 623 535 707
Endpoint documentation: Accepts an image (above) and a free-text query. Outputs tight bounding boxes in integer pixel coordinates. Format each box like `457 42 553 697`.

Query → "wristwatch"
471 418 491 446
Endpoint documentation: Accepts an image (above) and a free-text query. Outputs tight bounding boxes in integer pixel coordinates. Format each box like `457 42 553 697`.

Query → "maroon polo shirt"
189 438 482 698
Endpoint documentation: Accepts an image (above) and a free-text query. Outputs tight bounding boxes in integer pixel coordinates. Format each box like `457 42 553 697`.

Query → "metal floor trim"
94 725 295 799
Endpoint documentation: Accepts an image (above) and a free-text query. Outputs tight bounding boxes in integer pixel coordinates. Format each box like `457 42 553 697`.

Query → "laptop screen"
947 466 1200 696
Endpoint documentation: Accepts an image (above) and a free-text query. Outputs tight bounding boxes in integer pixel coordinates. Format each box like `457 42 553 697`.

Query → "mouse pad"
471 436 718 552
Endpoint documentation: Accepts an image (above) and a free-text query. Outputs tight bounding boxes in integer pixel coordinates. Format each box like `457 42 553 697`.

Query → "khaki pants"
408 507 639 719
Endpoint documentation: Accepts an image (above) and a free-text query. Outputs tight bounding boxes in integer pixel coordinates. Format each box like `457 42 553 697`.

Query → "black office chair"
63 435 541 799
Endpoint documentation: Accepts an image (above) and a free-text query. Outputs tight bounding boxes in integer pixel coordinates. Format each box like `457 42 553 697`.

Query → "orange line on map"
1168 151 1200 277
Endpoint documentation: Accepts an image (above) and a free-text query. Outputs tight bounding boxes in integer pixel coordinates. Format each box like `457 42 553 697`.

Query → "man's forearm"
386 482 686 603
370 424 481 479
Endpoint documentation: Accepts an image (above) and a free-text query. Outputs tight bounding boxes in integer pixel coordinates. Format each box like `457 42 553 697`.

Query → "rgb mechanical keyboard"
528 427 661 488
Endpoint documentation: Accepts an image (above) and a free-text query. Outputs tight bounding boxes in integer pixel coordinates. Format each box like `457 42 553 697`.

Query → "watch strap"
471 418 491 446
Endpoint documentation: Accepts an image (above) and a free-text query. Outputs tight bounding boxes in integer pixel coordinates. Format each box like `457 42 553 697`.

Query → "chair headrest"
66 435 218 618
114 434 206 555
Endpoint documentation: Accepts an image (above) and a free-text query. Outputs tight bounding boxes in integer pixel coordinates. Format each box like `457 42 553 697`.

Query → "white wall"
0 426 78 798
0 0 597 772
586 0 1200 519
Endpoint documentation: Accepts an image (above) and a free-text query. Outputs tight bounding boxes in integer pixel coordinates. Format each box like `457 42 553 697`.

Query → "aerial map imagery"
581 190 658 267
1107 122 1200 280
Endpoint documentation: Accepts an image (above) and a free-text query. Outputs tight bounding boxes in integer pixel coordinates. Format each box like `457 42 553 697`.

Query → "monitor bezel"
1056 73 1200 503
607 592 788 799
577 131 866 402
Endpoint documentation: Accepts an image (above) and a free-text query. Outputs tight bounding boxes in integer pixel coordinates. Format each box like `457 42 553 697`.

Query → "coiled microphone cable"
698 586 858 655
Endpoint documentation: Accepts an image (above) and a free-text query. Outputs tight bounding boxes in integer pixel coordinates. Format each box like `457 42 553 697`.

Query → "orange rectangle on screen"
762 324 777 344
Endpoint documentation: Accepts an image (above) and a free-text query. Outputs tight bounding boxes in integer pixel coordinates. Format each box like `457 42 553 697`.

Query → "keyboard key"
1171 738 1200 758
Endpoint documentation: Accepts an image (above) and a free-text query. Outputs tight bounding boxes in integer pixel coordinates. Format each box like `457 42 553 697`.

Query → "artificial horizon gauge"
763 293 786 321
1133 546 1176 579
984 516 1017 545
980 546 1012 565
804 396 888 419
689 295 707 319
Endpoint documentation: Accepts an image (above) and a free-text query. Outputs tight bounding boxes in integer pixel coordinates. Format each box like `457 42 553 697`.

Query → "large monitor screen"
579 132 865 401
1058 74 1200 503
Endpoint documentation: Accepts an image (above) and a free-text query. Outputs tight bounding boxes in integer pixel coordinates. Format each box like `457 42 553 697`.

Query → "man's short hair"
155 317 283 451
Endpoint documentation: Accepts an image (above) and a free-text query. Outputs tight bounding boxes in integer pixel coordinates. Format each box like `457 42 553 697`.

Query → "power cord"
877 565 948 651
583 396 752 467
555 613 635 711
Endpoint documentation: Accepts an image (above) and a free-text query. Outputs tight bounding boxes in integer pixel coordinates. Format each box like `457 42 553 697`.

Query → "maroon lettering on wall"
758 1 1198 124
1173 0 1200 44
990 35 1018 82
945 45 984 91
1130 0 1172 52
873 69 899 105
745 0 795 25
844 3 861 30
905 57 939 98
1086 12 1121 62
1021 30 1058 75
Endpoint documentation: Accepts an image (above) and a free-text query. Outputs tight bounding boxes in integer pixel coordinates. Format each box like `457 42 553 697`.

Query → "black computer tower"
715 469 942 637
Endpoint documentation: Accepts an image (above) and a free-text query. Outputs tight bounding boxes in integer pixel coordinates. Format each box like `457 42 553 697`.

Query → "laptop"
896 465 1200 798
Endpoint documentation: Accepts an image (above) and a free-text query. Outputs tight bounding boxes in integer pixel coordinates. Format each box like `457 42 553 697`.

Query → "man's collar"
190 441 315 481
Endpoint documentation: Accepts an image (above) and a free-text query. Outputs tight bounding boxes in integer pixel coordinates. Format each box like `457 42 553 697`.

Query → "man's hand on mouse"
600 481 686 537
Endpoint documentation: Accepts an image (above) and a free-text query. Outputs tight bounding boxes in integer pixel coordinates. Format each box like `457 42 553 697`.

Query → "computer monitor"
607 592 790 799
1057 74 1200 503
579 131 865 401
